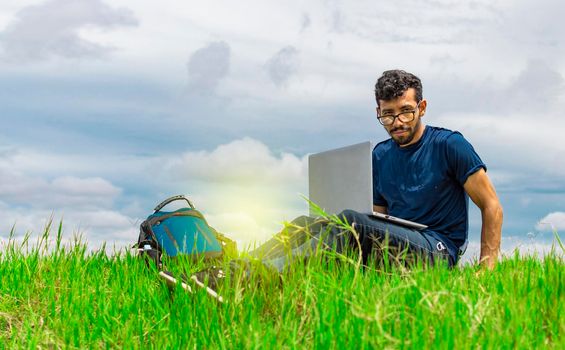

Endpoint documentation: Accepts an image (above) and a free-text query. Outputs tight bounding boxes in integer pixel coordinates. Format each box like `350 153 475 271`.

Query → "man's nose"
391 115 405 128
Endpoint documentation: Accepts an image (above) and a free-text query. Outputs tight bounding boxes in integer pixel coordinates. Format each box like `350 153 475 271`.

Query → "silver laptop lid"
308 141 373 216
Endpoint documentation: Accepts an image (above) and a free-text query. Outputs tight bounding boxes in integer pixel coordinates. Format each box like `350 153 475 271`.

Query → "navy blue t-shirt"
372 126 486 260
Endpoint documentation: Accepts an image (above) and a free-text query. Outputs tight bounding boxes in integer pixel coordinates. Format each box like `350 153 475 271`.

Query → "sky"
1 0 564 261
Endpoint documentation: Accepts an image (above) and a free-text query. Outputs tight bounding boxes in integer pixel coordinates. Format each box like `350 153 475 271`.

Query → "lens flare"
194 183 307 250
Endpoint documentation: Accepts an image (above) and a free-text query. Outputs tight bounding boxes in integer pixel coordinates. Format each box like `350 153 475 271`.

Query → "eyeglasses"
377 102 420 126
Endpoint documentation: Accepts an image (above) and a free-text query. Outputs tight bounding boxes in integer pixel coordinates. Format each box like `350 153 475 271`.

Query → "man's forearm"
479 203 503 269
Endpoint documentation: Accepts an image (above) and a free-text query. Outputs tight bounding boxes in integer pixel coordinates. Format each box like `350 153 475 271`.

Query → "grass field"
0 221 563 349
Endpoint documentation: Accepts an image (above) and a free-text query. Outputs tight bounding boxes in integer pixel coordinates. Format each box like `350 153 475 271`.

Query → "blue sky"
1 0 564 260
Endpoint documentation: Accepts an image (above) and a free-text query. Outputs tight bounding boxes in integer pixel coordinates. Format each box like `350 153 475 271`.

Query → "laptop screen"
308 141 373 216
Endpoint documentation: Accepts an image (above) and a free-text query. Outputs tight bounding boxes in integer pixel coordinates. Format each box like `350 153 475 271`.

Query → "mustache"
390 126 410 133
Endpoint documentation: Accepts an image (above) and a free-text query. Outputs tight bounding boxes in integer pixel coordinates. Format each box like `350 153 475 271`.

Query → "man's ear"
418 99 427 116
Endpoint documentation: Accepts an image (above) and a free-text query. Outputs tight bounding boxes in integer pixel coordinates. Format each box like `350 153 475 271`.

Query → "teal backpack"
136 195 236 266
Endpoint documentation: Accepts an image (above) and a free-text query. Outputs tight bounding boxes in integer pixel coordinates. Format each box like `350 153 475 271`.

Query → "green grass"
0 220 563 349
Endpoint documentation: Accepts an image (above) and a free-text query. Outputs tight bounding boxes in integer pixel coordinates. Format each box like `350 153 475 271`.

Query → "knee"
338 209 362 224
291 215 311 226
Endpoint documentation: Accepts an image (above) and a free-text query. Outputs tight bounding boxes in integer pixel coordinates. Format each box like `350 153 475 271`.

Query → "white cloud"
460 233 561 265
0 170 121 209
51 176 120 197
167 137 307 185
0 0 138 62
536 212 565 231
0 147 130 247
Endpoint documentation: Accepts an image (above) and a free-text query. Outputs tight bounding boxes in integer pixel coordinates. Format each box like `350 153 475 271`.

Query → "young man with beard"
369 69 503 269
259 74 501 277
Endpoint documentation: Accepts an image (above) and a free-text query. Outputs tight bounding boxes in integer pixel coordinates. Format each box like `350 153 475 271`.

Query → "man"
370 69 503 269
264 70 501 269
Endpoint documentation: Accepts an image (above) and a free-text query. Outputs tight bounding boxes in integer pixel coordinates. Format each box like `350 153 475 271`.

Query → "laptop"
308 141 427 230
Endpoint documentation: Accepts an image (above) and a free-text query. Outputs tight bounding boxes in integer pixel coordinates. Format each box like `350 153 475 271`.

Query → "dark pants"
250 209 454 272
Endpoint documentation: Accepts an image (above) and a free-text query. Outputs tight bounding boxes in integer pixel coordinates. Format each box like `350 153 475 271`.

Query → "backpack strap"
154 194 195 212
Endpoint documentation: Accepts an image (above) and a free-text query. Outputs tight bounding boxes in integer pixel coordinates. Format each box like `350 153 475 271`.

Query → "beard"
389 119 421 146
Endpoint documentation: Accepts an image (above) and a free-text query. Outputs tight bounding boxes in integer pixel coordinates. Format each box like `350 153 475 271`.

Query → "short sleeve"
372 150 388 206
445 132 487 185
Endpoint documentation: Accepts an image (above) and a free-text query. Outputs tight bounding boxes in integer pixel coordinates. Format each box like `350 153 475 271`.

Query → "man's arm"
463 168 503 269
373 205 387 214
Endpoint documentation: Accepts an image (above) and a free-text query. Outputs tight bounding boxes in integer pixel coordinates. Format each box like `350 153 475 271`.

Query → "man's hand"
464 168 503 270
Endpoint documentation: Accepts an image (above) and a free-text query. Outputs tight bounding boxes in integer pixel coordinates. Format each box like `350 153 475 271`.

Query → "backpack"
136 195 236 267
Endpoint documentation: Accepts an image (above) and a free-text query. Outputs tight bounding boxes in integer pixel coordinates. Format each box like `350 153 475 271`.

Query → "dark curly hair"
374 70 422 106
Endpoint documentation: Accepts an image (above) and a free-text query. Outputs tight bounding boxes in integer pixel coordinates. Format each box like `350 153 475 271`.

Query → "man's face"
377 88 426 147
